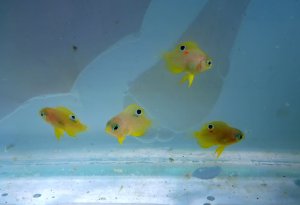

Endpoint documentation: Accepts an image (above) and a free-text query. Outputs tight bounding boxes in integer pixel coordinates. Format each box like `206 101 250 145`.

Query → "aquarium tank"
1 0 300 204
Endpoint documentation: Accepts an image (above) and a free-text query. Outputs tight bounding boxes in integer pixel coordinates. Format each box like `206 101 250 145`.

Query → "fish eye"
40 112 45 117
180 45 186 51
208 124 214 130
207 60 212 66
235 134 243 140
136 109 142 116
113 124 119 131
69 115 76 121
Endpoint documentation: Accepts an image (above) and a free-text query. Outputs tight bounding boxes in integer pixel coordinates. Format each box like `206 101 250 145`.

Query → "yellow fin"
54 128 64 140
193 131 200 139
180 73 194 88
163 53 185 74
131 129 146 137
65 127 77 137
215 145 226 158
195 133 216 148
117 136 126 144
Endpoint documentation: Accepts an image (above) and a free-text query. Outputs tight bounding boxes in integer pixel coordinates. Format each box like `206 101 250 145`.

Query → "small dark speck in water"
169 158 174 162
261 183 268 187
257 197 259 200
207 196 215 201
192 166 222 179
1 193 8 197
203 203 211 205
72 45 78 51
5 144 15 150
294 179 300 187
33 193 41 198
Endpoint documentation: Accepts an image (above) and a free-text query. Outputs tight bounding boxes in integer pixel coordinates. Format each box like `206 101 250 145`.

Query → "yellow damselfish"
164 41 212 88
105 104 152 144
39 107 87 140
194 121 244 158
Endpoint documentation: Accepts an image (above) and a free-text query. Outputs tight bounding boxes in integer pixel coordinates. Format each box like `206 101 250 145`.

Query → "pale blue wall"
0 0 299 154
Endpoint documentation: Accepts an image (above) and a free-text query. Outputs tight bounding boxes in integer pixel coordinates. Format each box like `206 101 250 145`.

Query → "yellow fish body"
164 41 212 87
194 121 244 158
39 107 87 140
105 104 152 144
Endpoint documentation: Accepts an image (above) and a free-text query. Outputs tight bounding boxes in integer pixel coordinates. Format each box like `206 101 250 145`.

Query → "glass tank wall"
0 0 299 204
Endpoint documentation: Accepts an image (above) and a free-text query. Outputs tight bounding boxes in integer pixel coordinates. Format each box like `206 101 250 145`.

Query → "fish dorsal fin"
55 106 74 115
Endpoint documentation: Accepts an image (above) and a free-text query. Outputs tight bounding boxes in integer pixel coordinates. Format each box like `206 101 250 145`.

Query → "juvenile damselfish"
105 104 152 144
164 41 212 87
194 121 244 158
39 107 87 140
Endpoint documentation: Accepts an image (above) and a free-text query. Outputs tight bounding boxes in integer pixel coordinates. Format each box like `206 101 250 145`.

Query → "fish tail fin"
180 73 194 88
163 53 185 74
215 146 226 158
195 134 215 149
54 128 64 140
193 131 200 139
117 136 126 144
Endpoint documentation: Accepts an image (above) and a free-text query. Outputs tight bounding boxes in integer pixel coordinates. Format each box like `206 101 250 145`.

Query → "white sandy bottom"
1 175 299 205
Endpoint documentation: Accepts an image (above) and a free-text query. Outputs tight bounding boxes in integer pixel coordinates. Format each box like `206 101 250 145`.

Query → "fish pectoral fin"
215 146 226 158
117 136 126 144
54 128 64 140
180 73 194 88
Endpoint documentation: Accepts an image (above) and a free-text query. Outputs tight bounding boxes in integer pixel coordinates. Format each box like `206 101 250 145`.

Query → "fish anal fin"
180 73 194 88
65 128 77 137
54 128 64 140
117 136 126 144
215 146 226 158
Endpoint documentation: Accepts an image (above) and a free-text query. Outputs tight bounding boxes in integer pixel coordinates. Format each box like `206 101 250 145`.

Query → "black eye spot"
207 60 212 66
180 45 186 51
136 109 142 115
113 125 119 131
70 115 76 121
40 112 44 117
208 124 214 130
235 134 243 140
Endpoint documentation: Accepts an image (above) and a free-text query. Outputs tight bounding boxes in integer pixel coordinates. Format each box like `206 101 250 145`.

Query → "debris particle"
207 196 215 201
33 193 41 198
